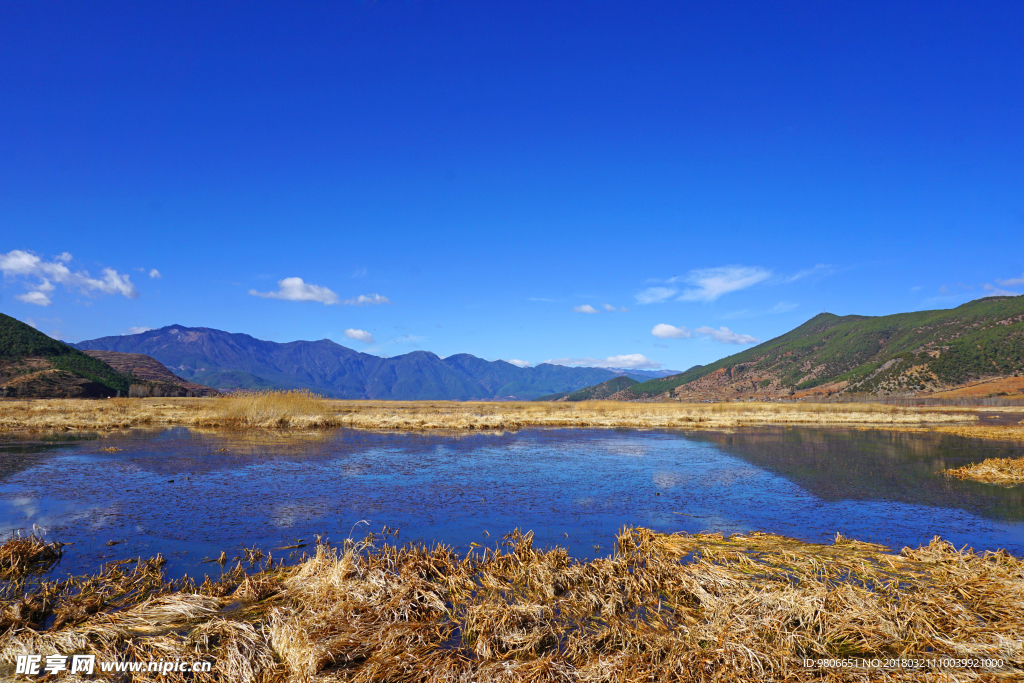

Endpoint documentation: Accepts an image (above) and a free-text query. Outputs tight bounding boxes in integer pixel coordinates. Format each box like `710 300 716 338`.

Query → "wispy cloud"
926 280 1020 306
996 273 1024 288
676 266 771 302
573 304 599 314
721 301 798 319
344 328 375 344
982 283 1020 297
544 354 661 369
0 249 138 306
351 267 368 279
124 326 153 335
603 303 628 312
652 323 760 345
249 278 390 306
342 293 390 306
528 297 556 302
635 287 678 304
695 326 761 344
783 263 834 282
505 359 531 367
148 269 161 279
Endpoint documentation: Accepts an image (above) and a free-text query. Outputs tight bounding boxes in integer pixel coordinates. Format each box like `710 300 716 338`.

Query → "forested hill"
623 295 1024 400
0 313 131 396
534 375 640 402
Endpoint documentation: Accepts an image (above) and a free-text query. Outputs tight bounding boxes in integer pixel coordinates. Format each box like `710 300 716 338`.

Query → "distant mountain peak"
73 324 636 400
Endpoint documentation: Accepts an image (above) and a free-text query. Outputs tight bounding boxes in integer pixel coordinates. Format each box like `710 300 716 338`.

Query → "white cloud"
652 323 760 345
149 269 161 279
125 326 153 335
772 301 798 313
573 304 599 314
544 354 662 369
344 328 375 344
0 250 137 305
351 267 368 279
603 303 628 312
635 287 677 304
651 323 695 339
16 291 52 306
249 277 340 304
505 359 531 367
694 326 761 344
676 266 771 302
342 293 390 306
998 274 1024 287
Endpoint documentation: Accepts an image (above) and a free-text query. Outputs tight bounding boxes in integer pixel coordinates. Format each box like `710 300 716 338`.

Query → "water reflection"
0 426 1021 579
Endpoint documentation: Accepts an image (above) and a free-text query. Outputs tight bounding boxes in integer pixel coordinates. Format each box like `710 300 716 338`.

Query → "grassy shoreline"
1 528 1021 682
0 393 1010 434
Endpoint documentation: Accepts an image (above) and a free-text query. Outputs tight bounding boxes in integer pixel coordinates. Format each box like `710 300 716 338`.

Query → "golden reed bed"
1 528 1021 682
0 391 997 433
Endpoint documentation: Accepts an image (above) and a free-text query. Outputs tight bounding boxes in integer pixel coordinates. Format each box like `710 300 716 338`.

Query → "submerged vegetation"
0 528 1021 681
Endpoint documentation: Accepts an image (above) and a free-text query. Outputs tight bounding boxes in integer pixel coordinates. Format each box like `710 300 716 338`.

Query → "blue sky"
2 1 1022 372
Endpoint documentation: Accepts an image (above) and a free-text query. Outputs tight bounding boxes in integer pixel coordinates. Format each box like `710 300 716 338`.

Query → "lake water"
1 426 1022 579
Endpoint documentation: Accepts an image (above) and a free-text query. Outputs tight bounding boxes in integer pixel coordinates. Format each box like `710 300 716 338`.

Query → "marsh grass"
217 390 335 428
1 528 1021 681
0 395 989 436
945 455 1024 485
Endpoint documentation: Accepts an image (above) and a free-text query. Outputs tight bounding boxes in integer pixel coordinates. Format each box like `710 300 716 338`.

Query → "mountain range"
73 325 677 400
620 295 1024 401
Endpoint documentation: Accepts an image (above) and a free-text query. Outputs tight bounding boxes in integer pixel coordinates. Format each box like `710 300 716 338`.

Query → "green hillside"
0 313 131 395
535 375 639 401
624 295 1024 399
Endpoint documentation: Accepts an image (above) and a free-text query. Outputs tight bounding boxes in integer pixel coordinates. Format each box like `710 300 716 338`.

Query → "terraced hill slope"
82 350 218 397
0 313 131 397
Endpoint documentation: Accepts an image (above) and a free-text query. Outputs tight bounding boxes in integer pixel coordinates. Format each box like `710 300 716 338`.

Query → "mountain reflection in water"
0 426 1021 579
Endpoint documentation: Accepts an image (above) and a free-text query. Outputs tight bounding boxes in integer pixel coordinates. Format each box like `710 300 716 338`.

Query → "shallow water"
1 426 1022 579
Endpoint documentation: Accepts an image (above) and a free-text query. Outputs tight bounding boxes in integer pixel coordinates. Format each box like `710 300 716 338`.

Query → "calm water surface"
1 427 1022 578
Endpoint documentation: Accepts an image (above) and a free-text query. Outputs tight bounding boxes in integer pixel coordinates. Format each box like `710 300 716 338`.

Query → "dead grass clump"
0 533 62 582
1 529 1022 681
217 390 338 429
945 455 1024 485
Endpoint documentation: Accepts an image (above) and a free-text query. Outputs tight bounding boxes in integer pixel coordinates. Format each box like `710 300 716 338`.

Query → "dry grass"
1 529 1021 681
0 395 987 436
217 390 335 428
0 533 63 583
945 456 1024 485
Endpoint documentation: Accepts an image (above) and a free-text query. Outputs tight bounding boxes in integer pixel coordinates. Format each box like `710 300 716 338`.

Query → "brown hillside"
0 357 117 398
82 350 218 397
